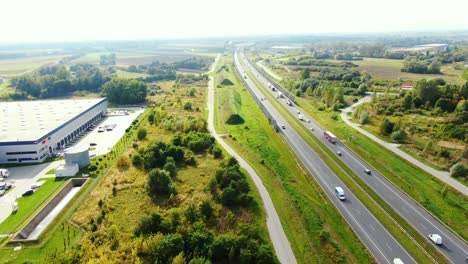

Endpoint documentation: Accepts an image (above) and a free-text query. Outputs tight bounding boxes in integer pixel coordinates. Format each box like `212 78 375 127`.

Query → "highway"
234 52 416 264
239 52 468 263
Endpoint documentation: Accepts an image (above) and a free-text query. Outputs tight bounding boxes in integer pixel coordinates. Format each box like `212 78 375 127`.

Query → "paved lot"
0 107 144 227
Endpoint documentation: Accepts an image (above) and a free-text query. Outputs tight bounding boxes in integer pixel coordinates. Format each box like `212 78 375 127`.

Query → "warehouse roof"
0 98 106 143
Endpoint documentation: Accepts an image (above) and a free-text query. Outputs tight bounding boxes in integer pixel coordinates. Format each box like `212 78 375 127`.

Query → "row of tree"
401 57 441 74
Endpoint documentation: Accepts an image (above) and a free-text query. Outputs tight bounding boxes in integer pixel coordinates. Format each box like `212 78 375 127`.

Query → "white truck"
0 169 9 178
428 234 442 245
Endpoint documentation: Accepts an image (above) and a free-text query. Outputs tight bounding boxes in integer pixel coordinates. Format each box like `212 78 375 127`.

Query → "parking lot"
0 107 145 227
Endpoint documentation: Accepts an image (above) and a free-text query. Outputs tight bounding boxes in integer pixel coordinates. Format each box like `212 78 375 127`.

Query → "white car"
334 187 345 201
429 234 442 245
393 258 404 264
0 190 5 196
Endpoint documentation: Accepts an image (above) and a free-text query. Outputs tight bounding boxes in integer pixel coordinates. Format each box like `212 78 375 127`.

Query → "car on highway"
393 258 404 264
364 168 371 174
429 234 443 245
337 151 342 156
22 190 34 197
310 127 314 131
281 125 286 129
334 187 346 200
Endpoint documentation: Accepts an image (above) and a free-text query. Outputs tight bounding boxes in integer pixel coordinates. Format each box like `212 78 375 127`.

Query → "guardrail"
243 55 296 103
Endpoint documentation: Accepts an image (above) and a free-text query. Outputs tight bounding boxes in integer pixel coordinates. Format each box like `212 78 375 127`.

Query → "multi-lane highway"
234 52 416 264
238 52 468 263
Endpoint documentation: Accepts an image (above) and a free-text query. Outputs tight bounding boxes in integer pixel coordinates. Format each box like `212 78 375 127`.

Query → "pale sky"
1 0 468 43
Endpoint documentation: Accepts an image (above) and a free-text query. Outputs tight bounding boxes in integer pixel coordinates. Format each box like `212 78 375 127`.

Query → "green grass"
244 65 448 263
213 57 373 263
0 55 65 77
0 178 68 234
114 70 150 78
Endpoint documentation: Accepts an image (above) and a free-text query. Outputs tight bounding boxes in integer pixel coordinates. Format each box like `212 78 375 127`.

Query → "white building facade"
0 98 107 163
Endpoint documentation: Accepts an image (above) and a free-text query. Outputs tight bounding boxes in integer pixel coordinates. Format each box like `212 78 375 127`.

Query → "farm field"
354 58 465 84
0 55 66 77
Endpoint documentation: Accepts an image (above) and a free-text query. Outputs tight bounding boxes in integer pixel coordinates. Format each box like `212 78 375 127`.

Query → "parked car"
22 190 34 197
0 182 5 190
31 182 43 190
90 143 97 146
364 169 371 174
0 190 5 196
4 183 12 190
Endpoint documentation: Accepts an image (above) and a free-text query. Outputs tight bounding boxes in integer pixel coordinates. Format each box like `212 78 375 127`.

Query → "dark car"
90 143 97 146
4 183 12 190
22 190 34 197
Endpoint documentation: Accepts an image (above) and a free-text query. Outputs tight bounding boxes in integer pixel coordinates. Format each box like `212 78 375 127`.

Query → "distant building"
0 78 5 84
401 84 414 90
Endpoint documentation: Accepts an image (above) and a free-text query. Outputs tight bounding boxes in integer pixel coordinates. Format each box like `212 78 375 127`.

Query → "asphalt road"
206 76 297 264
240 53 468 263
234 52 416 264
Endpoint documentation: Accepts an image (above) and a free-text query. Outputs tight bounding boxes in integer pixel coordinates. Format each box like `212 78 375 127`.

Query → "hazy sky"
1 0 468 43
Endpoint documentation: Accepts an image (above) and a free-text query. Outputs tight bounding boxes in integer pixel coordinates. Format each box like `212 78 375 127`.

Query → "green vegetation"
214 57 373 263
101 78 147 104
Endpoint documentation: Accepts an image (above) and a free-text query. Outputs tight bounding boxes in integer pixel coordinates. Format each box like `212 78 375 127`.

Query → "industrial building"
0 98 107 164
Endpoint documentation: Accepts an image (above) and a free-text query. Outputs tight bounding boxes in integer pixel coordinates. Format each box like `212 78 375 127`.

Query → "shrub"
450 162 466 178
116 156 131 171
147 169 176 196
225 114 245 125
360 111 369 124
212 144 222 159
88 165 97 172
137 128 147 140
183 102 192 110
390 130 405 143
163 157 177 177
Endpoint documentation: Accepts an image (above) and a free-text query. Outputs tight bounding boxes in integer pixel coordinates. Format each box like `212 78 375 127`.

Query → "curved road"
341 96 468 196
206 73 296 262
235 52 415 264
241 53 468 263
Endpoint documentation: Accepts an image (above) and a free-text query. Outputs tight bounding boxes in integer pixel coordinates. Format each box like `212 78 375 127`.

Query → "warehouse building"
0 98 107 164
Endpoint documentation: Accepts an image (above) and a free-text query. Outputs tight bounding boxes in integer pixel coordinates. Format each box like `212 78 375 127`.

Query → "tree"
413 96 423 108
101 78 147 104
147 169 175 196
402 92 413 110
380 117 394 135
460 82 468 99
415 79 440 107
183 102 192 110
428 60 441 74
163 157 177 177
391 130 405 143
300 68 311 80
360 111 370 124
357 83 368 95
450 162 466 178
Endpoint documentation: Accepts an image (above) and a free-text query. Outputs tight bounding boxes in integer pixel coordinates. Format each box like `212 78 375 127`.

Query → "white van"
334 187 345 200
393 258 404 264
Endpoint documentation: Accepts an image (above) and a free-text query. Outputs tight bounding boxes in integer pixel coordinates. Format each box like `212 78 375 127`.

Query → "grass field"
214 57 373 263
355 58 465 84
0 55 65 77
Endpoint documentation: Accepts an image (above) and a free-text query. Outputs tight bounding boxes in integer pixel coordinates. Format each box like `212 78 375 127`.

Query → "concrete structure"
64 146 90 168
55 163 79 177
0 98 107 164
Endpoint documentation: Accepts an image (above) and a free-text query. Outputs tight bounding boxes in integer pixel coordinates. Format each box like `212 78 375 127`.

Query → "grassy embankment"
244 62 449 263
213 56 373 263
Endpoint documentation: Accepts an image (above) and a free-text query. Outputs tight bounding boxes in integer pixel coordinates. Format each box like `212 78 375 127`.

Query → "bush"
225 114 245 125
183 102 192 110
137 128 147 140
450 162 466 178
116 156 130 170
147 169 176 196
163 157 177 177
212 144 222 159
88 165 97 171
390 130 405 143
360 111 369 124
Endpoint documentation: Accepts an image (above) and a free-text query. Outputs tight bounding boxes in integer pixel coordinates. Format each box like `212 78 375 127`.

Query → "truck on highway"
324 131 337 143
